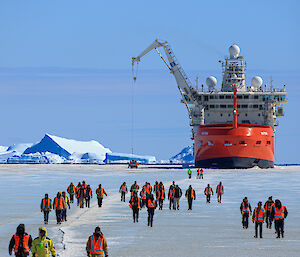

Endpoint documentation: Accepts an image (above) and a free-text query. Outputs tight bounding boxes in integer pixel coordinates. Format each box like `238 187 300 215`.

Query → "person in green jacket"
31 227 55 257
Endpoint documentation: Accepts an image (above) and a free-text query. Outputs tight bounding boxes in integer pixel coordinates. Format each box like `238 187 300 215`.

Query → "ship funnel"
251 76 263 89
206 76 217 92
229 44 240 59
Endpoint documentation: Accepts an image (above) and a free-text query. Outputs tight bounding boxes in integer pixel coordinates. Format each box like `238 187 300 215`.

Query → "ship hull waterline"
194 123 275 169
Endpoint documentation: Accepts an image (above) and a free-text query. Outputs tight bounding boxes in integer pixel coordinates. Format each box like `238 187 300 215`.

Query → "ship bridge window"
256 141 261 145
237 105 241 108
204 96 208 101
208 141 214 146
219 95 224 99
244 95 249 99
254 95 259 99
237 95 242 99
209 95 214 99
241 105 248 108
226 95 232 99
227 105 233 108
224 141 232 146
220 105 226 108
209 105 215 108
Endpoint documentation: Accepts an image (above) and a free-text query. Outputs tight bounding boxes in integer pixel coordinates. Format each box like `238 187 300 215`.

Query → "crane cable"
131 62 138 157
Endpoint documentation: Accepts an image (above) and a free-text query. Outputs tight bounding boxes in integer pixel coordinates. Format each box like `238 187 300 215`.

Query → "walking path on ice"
1 165 300 257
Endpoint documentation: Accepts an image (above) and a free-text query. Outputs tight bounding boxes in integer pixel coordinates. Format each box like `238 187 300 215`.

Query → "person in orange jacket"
67 182 75 203
96 184 107 207
119 182 127 202
199 169 204 179
157 187 165 210
9 224 32 257
53 192 66 224
240 197 252 229
129 192 141 223
146 194 157 227
271 199 288 238
252 201 266 238
185 185 196 210
264 196 274 229
140 187 147 208
75 182 81 206
216 182 224 203
40 193 52 224
86 227 108 257
85 185 93 208
204 184 213 203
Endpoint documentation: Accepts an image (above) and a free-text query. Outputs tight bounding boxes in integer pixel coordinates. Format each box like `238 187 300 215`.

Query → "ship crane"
132 39 197 117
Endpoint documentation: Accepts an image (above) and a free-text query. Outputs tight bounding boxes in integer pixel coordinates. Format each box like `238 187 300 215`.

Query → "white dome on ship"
229 44 240 59
251 76 263 89
206 76 217 91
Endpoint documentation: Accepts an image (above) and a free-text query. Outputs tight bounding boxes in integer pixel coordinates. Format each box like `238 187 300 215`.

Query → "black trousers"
147 208 155 227
200 174 203 179
141 199 146 208
255 222 263 238
169 198 174 209
158 199 164 210
15 252 29 257
275 219 284 237
217 193 222 203
69 194 74 203
188 198 193 210
98 198 103 207
188 174 191 179
77 197 80 206
43 211 49 222
206 194 211 203
132 208 139 222
121 191 126 202
266 211 272 227
242 213 249 228
85 197 91 208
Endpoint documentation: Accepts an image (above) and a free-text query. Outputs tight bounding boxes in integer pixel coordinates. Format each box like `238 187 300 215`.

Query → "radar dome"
251 76 263 88
206 76 217 91
229 44 240 59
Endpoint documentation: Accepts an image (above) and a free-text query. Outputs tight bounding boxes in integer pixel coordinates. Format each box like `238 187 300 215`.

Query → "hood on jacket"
39 227 47 239
16 224 25 235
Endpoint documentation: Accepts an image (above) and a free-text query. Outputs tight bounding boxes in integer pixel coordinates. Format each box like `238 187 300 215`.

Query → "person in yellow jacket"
31 227 56 257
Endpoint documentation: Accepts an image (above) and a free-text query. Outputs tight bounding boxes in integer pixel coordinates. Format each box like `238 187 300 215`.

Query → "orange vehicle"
128 160 139 168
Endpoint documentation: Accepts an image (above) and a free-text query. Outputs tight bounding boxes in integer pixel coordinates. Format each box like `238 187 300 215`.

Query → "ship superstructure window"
258 113 261 116
241 105 248 108
254 95 259 99
208 141 214 146
239 141 247 145
228 105 233 108
209 95 214 99
237 95 242 99
244 95 249 99
220 105 226 108
220 114 223 117
256 141 261 144
226 95 231 99
253 104 258 108
204 96 208 101
219 95 224 99
209 105 215 108
224 141 232 146
266 141 271 145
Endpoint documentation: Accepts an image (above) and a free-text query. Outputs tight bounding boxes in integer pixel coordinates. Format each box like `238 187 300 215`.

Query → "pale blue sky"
0 0 299 162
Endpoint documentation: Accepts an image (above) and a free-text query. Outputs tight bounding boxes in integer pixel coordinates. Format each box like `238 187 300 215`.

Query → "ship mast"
232 85 238 128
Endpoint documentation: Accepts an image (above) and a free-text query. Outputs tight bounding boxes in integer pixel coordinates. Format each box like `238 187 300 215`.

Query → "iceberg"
24 134 111 162
169 146 194 164
104 152 156 164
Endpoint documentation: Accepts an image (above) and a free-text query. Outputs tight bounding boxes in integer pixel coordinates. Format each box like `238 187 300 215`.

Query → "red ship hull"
194 123 274 168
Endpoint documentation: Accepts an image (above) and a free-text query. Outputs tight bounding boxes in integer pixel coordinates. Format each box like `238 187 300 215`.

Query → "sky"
0 0 299 162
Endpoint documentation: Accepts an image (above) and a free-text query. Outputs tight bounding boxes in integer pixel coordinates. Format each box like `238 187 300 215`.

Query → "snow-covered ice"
0 165 300 257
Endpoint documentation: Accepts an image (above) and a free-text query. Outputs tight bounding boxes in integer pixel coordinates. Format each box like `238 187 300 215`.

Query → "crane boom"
132 39 196 103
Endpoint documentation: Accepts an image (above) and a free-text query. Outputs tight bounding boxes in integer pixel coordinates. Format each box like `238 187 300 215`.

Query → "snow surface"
0 165 300 257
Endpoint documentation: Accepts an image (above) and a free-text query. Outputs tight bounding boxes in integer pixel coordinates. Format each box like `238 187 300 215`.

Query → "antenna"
195 76 199 91
270 76 273 91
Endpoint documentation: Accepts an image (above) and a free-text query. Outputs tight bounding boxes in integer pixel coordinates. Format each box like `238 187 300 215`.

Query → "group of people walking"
118 179 225 227
240 196 288 238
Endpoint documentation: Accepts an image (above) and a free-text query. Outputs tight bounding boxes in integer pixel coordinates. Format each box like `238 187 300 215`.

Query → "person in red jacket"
271 199 288 238
216 182 224 203
185 185 196 210
252 201 266 238
9 224 32 257
75 182 81 206
157 187 165 210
